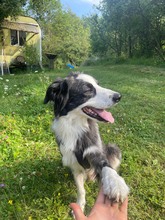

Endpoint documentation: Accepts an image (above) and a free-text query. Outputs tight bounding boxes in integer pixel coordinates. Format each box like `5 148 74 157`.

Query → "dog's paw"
102 167 129 202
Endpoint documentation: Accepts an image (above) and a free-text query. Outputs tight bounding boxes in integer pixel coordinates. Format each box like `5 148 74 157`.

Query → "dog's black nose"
112 93 121 103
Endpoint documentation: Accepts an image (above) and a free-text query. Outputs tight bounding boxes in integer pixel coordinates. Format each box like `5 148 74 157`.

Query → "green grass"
0 64 164 220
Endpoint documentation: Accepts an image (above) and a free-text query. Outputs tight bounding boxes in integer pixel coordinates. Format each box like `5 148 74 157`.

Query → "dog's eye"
83 83 96 96
84 89 92 94
83 84 91 91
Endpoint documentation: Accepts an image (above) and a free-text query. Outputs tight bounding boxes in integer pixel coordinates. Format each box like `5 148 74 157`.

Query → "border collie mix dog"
44 72 129 211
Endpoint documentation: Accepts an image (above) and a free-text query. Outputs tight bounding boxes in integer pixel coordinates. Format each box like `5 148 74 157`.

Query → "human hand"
70 187 128 220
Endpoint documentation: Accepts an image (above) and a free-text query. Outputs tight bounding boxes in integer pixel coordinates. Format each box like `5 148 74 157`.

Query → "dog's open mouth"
82 107 114 123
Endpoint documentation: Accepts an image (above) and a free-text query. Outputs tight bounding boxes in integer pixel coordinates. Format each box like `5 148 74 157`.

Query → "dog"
44 72 129 211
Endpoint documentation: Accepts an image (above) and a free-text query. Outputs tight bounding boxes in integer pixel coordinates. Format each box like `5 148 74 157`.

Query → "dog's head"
44 72 121 123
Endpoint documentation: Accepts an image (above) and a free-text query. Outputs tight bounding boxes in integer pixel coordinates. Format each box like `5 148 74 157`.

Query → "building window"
19 31 26 46
11 30 26 46
11 30 18 45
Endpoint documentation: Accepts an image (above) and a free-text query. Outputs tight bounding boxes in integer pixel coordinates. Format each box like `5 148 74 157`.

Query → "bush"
23 44 40 69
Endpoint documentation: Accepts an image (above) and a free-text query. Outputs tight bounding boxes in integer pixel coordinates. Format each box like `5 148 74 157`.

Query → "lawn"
0 64 164 220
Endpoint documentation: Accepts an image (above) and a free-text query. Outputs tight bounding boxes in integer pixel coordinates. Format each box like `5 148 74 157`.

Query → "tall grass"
0 64 164 219
84 56 165 68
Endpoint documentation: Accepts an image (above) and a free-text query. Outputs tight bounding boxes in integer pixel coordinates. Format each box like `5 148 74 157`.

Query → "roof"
1 20 39 34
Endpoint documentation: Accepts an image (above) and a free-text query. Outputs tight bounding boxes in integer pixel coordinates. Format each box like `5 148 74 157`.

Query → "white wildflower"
22 186 26 190
4 85 8 90
32 171 36 175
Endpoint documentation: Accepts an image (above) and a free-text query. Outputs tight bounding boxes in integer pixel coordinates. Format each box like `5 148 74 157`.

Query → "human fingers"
120 197 128 213
111 200 119 208
95 187 105 204
103 195 119 210
104 195 112 205
70 203 86 220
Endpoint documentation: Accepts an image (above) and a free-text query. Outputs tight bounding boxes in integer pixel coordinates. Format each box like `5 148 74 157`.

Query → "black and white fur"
44 72 129 211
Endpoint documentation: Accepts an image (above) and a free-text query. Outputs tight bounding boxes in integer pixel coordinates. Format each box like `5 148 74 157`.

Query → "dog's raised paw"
102 167 129 202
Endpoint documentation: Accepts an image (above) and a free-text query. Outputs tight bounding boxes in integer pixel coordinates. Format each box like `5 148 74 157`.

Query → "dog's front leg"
83 147 129 202
72 170 86 212
101 166 129 202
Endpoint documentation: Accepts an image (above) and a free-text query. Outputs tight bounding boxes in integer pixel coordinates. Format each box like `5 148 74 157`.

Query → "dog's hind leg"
72 170 86 212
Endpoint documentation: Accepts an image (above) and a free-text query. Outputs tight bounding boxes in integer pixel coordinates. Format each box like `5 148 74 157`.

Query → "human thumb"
70 203 86 220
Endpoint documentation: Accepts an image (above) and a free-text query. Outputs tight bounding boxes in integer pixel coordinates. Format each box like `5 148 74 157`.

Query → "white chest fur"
52 111 89 169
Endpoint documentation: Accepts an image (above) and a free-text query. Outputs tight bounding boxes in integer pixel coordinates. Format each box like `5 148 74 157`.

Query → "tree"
24 0 61 21
136 0 165 60
42 10 91 66
24 1 91 66
88 0 165 61
0 0 91 67
84 14 110 56
0 0 26 24
0 0 61 24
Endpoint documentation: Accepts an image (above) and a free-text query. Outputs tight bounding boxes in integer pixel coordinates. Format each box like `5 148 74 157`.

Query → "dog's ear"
44 78 64 104
44 78 69 116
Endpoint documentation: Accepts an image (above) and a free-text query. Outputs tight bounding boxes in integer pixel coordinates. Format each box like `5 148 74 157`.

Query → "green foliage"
24 0 91 66
24 0 61 21
0 0 26 23
42 10 91 66
0 0 60 24
86 0 165 61
83 56 165 68
0 64 165 219
84 15 108 56
23 43 40 67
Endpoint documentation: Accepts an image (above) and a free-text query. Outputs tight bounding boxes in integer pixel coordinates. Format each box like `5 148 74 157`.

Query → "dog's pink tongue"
95 109 114 123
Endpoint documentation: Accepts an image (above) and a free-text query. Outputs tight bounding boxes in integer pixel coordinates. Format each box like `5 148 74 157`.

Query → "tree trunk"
128 35 133 58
